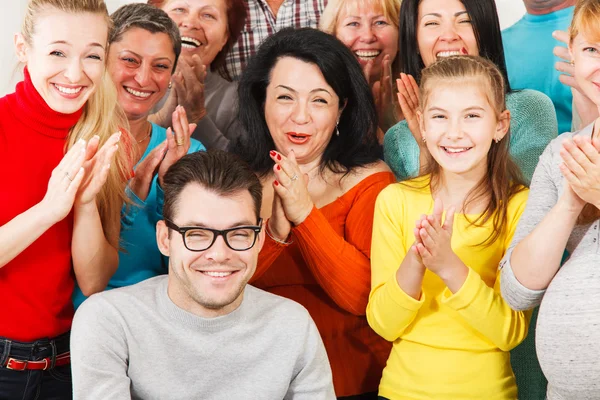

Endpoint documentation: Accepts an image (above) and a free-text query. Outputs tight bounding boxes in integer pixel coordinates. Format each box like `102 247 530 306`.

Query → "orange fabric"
253 171 395 397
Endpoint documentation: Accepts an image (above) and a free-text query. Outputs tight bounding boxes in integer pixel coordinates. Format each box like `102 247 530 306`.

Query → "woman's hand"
396 73 421 142
371 55 399 133
128 141 167 201
559 136 600 209
270 150 314 226
75 132 121 207
172 55 207 124
158 106 197 186
38 139 87 223
268 192 292 242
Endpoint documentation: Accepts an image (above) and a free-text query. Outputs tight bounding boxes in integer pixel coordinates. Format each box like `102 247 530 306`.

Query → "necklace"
136 122 152 143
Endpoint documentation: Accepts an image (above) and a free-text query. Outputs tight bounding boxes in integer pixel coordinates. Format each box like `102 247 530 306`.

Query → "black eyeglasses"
165 219 263 252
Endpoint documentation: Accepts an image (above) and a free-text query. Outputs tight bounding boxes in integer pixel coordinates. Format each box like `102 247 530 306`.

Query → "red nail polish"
277 154 281 160
276 165 281 170
270 150 276 156
274 180 279 186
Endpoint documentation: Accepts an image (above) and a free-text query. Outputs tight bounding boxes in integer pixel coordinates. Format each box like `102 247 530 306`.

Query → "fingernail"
77 138 85 145
274 180 279 186
270 150 276 156
276 165 281 170
277 154 281 160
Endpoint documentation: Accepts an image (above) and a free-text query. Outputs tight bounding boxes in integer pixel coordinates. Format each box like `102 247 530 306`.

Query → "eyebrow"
427 106 486 112
119 50 173 63
276 84 332 96
49 40 105 50
422 11 469 18
179 220 258 228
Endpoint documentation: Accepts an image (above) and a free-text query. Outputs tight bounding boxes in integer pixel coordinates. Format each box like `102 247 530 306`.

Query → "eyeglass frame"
164 218 263 252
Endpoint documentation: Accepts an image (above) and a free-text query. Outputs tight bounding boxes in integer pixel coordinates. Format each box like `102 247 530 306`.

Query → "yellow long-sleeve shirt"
367 177 531 400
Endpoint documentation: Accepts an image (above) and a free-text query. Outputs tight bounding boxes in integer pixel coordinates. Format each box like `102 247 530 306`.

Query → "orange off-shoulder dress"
252 171 395 397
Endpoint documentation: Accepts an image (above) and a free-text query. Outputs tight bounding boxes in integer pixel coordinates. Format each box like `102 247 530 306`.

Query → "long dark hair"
232 27 380 177
398 0 511 92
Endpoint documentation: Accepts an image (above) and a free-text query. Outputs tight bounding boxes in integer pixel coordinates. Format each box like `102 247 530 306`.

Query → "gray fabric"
71 276 335 400
500 123 600 399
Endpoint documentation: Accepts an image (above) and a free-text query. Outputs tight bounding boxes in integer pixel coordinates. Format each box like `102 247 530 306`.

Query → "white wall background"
0 0 527 96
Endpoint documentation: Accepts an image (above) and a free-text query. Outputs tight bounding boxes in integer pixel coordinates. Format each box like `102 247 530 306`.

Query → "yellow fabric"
367 177 531 400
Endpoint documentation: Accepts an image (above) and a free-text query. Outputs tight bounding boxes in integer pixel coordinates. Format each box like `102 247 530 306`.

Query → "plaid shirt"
224 0 328 80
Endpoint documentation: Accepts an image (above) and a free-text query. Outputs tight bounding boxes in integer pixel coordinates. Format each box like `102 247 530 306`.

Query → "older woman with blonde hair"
320 0 401 134
0 0 130 397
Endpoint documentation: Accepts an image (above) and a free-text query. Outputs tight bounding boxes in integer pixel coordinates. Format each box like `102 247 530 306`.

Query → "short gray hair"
110 3 181 72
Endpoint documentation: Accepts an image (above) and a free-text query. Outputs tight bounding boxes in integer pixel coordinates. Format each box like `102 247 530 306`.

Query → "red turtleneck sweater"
0 70 83 341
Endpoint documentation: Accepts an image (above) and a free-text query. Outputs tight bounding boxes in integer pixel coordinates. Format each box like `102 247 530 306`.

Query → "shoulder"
376 176 429 208
150 122 168 140
507 89 555 115
246 286 313 327
501 18 526 38
340 161 394 192
547 123 594 155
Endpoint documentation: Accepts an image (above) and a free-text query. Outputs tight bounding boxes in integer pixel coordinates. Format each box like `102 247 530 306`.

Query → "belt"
4 351 70 371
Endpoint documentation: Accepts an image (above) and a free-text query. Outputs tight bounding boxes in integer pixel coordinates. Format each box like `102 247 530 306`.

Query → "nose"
63 58 83 83
179 13 201 30
439 23 460 42
134 63 152 87
203 235 231 263
290 101 311 125
358 25 376 43
446 118 465 140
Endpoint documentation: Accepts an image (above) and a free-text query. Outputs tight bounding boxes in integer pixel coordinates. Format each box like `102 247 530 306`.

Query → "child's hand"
415 199 468 293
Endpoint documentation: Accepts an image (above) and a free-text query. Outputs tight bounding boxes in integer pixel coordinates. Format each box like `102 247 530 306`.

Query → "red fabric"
253 171 395 397
0 69 83 341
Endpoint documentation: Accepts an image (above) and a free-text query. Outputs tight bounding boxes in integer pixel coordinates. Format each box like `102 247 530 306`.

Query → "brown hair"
418 55 526 245
162 150 263 226
22 0 131 247
569 0 600 224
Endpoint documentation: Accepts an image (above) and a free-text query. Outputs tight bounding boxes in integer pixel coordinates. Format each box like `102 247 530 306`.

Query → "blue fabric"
73 123 204 309
502 7 575 135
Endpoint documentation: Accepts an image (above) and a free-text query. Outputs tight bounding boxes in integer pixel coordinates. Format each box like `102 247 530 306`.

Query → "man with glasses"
70 150 335 399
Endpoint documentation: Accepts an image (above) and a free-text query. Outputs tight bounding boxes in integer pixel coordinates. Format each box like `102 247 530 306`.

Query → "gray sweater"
500 123 600 400
71 276 335 400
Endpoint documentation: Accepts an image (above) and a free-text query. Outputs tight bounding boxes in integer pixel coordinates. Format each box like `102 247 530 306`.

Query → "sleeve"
507 90 558 185
251 232 290 283
383 120 420 181
441 191 532 351
121 186 145 227
500 144 559 311
71 296 131 400
285 313 336 400
290 173 395 316
366 185 425 342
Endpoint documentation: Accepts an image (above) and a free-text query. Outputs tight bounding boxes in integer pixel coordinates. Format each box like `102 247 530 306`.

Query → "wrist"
291 204 314 226
555 196 585 216
74 200 98 216
266 219 292 245
33 202 61 229
436 257 467 284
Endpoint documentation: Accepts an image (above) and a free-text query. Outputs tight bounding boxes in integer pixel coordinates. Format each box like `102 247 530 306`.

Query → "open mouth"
124 86 152 99
181 36 202 49
53 83 83 95
436 48 468 58
441 146 472 155
287 132 310 144
355 50 381 61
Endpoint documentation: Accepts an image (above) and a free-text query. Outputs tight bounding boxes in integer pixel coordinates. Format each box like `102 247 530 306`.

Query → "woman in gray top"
500 1 600 398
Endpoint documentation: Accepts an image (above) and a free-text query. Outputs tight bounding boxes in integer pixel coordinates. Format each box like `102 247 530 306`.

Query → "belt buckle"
6 357 27 371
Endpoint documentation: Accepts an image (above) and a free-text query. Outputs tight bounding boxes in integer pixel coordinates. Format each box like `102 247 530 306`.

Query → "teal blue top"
502 7 574 134
73 123 205 309
384 89 558 185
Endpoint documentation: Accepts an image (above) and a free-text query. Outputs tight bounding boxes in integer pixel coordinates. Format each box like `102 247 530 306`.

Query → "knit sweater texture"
384 89 558 185
0 69 82 341
71 276 335 400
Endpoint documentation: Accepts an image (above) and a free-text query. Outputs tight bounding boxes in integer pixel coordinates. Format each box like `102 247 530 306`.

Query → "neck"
128 116 151 141
525 0 576 15
435 166 486 212
296 155 324 180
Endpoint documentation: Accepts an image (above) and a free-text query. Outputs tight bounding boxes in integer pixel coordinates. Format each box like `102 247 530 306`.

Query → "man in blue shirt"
502 1 576 135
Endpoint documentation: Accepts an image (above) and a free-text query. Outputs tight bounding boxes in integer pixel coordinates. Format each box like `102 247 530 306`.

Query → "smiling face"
162 0 229 65
264 57 342 165
418 80 509 179
108 27 175 121
157 183 264 317
570 32 600 109
15 9 108 114
335 1 399 81
416 0 478 67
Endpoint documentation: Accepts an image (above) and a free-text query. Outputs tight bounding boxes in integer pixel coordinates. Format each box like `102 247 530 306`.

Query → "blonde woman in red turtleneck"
0 1 130 398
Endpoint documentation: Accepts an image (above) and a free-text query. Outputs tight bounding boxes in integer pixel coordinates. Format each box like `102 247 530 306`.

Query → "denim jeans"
0 332 72 400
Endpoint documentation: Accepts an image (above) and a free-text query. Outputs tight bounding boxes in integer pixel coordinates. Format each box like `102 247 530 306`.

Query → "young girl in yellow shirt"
368 56 531 400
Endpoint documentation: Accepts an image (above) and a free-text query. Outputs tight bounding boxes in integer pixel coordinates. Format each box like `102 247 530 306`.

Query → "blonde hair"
418 55 525 245
320 0 401 36
569 0 600 224
22 0 131 247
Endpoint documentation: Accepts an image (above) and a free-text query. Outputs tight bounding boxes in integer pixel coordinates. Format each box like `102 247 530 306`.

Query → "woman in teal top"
73 4 204 308
385 0 558 185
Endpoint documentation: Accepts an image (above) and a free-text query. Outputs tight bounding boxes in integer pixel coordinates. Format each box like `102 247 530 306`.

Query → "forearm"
72 202 119 296
0 203 56 268
395 251 426 300
511 199 579 290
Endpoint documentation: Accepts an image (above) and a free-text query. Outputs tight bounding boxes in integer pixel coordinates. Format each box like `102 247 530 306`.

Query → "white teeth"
437 51 462 58
203 271 233 277
125 87 152 98
355 50 381 59
181 36 201 47
443 147 470 153
54 84 82 94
